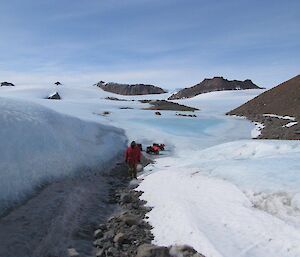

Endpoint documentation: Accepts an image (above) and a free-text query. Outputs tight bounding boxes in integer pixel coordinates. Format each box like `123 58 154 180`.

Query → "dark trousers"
128 163 137 179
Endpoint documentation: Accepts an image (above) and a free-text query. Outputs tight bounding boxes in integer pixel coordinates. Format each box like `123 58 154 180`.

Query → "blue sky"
0 0 299 89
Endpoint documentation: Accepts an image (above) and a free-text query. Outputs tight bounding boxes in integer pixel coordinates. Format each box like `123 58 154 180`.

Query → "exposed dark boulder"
105 96 129 101
101 111 110 116
113 232 126 244
54 81 62 86
176 113 197 118
47 92 61 100
119 106 134 109
94 229 104 239
168 77 262 100
169 245 205 257
96 81 167 95
136 244 170 257
0 81 15 87
119 212 140 226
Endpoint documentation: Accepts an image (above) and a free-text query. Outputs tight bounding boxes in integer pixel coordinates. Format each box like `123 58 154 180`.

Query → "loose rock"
47 92 61 100
136 244 170 257
95 248 104 257
94 229 104 239
113 232 126 244
120 213 140 226
67 248 80 257
93 162 205 257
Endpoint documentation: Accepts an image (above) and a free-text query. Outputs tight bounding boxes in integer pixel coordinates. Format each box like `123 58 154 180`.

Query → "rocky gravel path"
92 168 205 257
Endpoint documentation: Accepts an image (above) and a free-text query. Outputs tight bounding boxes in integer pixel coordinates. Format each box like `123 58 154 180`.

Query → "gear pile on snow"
146 143 165 155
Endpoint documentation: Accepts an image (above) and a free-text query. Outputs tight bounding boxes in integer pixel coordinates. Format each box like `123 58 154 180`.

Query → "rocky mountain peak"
96 81 167 95
168 77 262 100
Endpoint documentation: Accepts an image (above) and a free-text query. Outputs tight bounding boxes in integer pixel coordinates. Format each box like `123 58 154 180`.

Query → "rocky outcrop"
47 92 61 100
227 75 300 140
176 113 197 118
105 97 130 101
168 77 262 100
142 100 198 112
96 81 167 95
0 81 15 87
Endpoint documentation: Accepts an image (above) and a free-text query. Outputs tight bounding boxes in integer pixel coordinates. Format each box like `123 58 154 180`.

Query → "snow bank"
263 114 296 121
283 122 298 128
251 122 265 138
192 140 300 192
139 168 300 257
138 140 300 257
0 97 126 212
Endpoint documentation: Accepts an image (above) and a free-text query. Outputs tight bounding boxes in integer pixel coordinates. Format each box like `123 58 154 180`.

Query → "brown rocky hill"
168 77 261 100
96 81 167 95
140 100 198 112
227 75 300 139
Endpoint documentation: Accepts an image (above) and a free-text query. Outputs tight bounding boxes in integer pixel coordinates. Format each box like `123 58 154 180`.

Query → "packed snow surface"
139 141 300 257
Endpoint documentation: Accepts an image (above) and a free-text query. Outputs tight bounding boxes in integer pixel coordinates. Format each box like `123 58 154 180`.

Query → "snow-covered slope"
114 87 300 257
138 140 300 257
1 82 299 257
0 97 126 212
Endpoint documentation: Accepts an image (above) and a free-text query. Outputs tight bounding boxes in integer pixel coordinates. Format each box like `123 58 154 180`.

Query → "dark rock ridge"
176 113 197 118
96 81 167 95
141 100 198 112
227 75 300 140
105 97 131 101
0 81 15 87
168 77 262 100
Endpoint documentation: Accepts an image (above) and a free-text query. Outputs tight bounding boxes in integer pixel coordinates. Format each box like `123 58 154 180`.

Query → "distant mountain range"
168 77 262 100
96 81 167 95
228 75 300 139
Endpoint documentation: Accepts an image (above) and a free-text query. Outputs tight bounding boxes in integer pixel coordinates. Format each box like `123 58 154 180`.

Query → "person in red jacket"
125 141 141 179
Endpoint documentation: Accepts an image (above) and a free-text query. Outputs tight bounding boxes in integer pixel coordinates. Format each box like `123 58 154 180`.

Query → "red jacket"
125 146 141 165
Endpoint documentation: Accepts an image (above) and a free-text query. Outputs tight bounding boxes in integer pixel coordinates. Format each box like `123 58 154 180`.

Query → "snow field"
183 140 300 222
139 166 300 257
134 90 300 257
2 83 300 257
138 139 300 257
